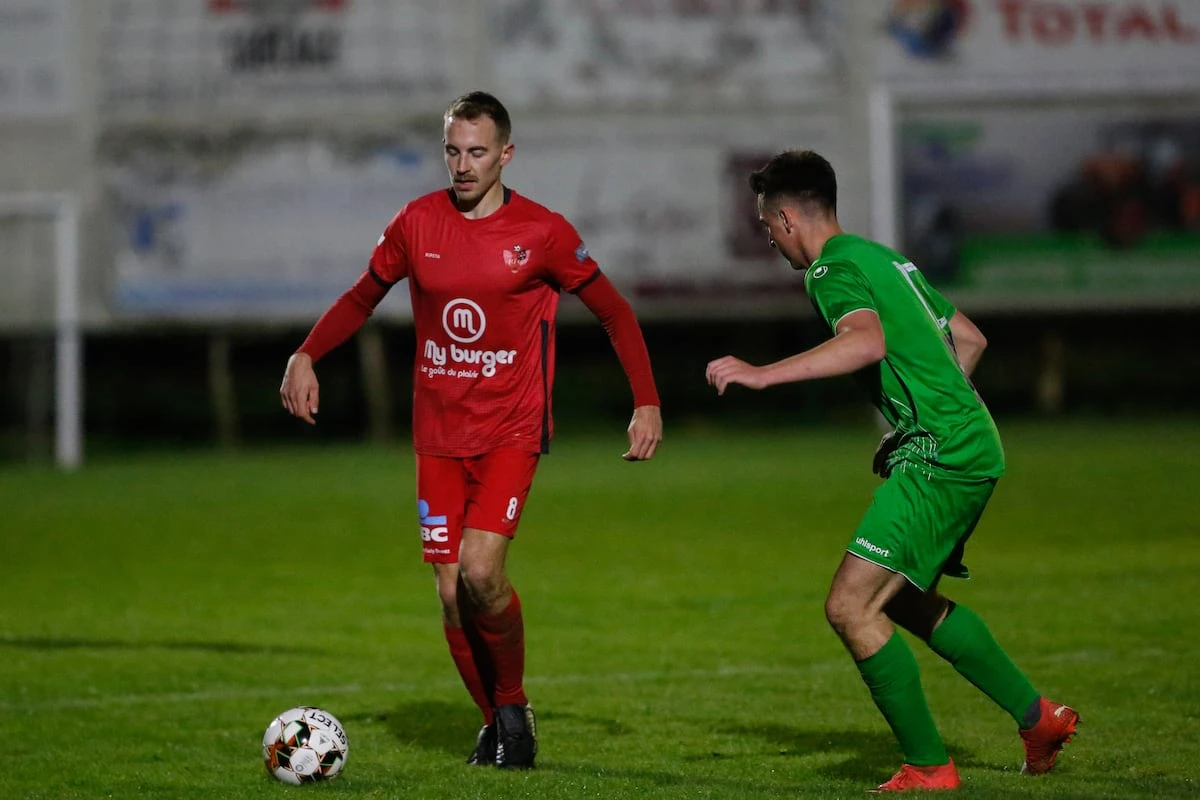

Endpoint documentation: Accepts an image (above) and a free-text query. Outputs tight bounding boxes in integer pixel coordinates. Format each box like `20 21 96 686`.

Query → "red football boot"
871 760 961 792
1020 698 1079 775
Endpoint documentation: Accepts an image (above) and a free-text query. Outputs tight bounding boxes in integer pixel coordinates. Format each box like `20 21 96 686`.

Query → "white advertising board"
99 0 459 120
503 113 853 310
105 114 858 320
0 0 73 119
491 0 841 109
106 132 445 320
878 0 1200 91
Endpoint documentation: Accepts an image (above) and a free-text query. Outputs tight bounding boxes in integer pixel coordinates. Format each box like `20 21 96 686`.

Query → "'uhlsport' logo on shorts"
855 536 890 558
419 499 449 543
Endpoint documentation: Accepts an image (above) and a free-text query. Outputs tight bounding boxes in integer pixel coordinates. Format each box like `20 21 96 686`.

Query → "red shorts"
414 447 541 563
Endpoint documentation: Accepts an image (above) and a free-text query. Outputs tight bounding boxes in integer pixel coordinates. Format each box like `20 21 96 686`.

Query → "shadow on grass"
718 722 998 782
543 761 807 797
372 699 483 758
540 720 871 798
370 700 642 761
537 706 635 737
366 702 946 796
0 635 313 654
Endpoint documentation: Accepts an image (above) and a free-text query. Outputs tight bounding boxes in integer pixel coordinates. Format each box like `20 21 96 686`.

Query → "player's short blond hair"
444 91 512 144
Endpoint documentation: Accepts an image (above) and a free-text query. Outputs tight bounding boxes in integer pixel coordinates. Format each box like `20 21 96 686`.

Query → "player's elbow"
862 333 887 365
950 313 987 353
962 330 987 360
837 318 886 367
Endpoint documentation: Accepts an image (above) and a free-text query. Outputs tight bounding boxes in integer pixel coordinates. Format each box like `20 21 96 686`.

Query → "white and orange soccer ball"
262 706 349 785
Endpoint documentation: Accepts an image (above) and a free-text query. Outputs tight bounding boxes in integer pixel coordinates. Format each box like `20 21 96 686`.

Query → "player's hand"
280 352 320 425
623 405 662 461
872 430 898 477
705 355 768 396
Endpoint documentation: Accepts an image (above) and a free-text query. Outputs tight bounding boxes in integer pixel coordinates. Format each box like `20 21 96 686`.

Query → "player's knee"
824 594 861 636
459 561 506 607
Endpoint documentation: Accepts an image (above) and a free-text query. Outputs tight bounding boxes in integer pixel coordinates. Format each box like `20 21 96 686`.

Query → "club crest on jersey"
503 245 531 272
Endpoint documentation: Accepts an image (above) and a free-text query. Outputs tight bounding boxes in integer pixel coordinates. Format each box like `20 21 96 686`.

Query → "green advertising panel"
902 105 1200 308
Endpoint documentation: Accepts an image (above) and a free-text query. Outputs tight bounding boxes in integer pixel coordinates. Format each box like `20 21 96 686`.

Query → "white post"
54 195 82 470
0 192 82 470
868 83 898 249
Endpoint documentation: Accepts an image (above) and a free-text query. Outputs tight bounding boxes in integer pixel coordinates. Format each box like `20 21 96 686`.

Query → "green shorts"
848 465 997 592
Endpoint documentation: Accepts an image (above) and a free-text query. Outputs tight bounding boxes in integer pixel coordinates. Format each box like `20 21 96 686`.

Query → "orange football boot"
1020 698 1079 775
871 760 961 792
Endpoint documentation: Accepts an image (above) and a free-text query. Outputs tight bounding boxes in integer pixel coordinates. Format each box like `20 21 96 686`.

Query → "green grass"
2 420 1198 799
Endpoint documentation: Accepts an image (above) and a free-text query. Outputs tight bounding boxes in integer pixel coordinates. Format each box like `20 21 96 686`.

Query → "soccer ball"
262 706 349 784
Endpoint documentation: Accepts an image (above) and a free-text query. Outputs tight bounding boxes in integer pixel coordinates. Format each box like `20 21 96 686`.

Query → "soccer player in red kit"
279 91 663 769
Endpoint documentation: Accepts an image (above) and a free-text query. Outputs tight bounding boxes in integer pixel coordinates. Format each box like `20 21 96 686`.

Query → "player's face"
757 194 808 271
443 115 513 205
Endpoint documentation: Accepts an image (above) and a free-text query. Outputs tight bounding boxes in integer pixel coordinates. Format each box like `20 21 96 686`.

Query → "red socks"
443 623 495 725
474 590 528 707
443 589 528 721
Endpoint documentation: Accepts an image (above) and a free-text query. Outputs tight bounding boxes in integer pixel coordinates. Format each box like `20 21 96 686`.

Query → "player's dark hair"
444 91 512 143
748 150 837 216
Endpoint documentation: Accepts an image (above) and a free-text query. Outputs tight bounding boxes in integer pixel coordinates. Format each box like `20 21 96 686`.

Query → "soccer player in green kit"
705 150 1079 792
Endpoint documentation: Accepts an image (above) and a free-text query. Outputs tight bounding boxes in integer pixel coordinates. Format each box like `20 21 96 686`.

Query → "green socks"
856 631 949 766
928 603 1040 726
855 605 1042 766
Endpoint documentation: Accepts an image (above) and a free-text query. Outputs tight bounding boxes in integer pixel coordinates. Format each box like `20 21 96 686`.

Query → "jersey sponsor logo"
855 536 891 558
423 299 518 378
442 298 486 344
422 339 517 378
811 265 829 279
502 244 531 272
424 251 441 259
418 499 449 543
575 242 590 263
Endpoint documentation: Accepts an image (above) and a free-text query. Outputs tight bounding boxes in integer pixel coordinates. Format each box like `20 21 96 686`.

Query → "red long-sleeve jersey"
299 187 659 457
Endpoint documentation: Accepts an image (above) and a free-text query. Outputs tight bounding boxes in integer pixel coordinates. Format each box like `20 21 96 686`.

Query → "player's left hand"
623 405 662 461
705 356 768 396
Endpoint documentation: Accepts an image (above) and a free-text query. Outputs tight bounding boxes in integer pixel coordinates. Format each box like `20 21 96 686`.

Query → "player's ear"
499 142 514 167
778 207 794 234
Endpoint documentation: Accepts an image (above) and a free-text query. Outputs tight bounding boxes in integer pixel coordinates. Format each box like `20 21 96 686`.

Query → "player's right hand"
280 352 320 425
705 355 767 396
623 405 663 461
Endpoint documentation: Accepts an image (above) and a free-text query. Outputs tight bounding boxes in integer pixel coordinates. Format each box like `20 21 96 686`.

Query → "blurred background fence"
1 0 1198 465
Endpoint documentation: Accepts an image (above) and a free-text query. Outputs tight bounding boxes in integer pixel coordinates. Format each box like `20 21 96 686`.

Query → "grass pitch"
2 420 1198 799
